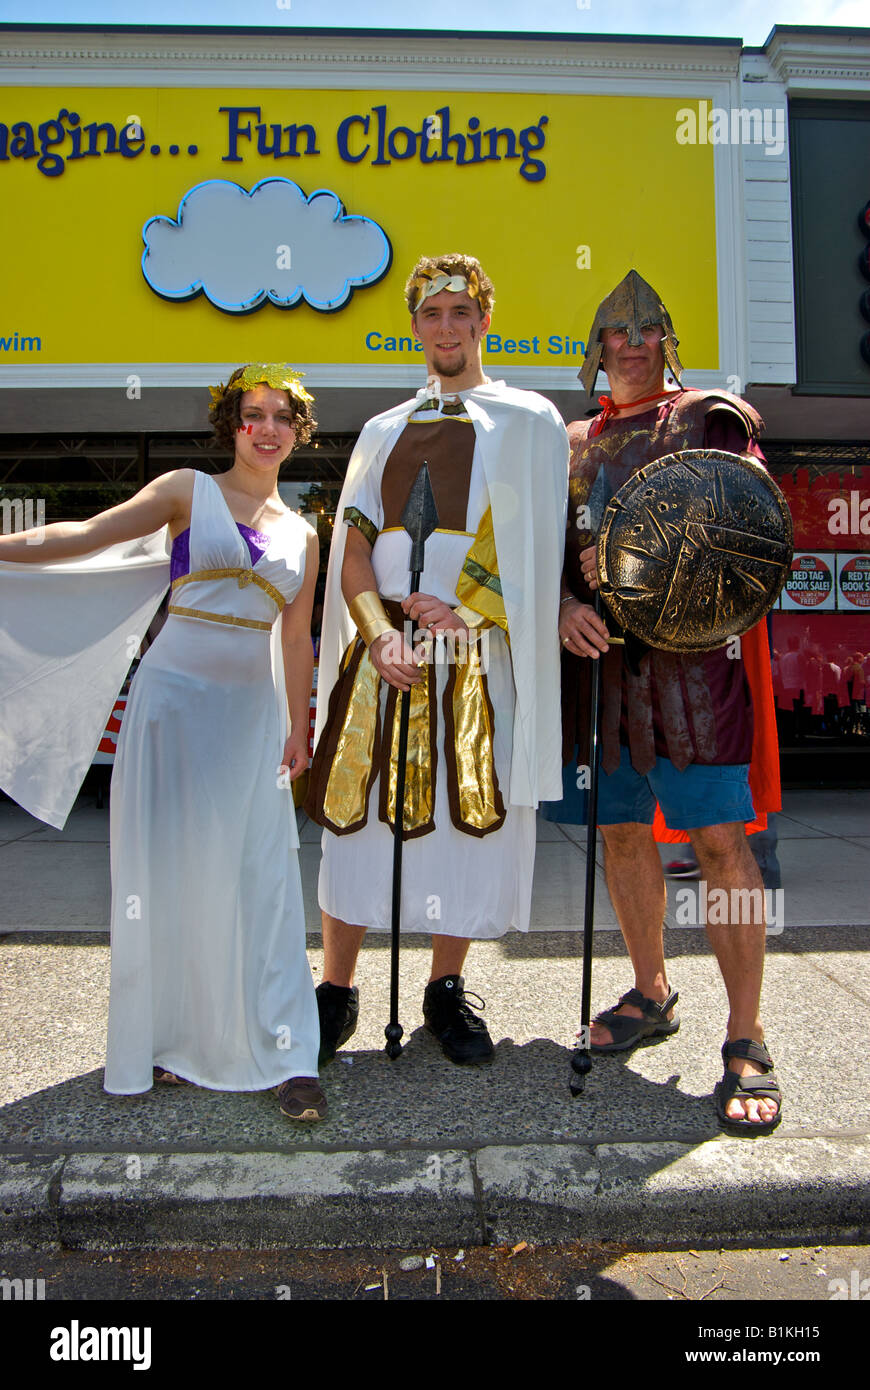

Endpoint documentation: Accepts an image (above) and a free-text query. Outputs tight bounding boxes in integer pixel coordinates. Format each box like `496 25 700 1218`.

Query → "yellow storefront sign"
0 87 718 372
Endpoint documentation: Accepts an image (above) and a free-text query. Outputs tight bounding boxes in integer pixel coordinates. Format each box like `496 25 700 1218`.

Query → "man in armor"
558 270 783 1133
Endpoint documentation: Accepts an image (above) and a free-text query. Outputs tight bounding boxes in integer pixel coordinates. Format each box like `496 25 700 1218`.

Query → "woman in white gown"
0 364 325 1120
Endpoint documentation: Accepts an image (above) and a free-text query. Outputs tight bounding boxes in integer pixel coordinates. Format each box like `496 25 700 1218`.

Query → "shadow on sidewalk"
1 1033 727 1156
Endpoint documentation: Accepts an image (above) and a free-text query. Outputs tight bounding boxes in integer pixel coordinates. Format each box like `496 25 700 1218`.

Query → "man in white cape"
306 253 569 1065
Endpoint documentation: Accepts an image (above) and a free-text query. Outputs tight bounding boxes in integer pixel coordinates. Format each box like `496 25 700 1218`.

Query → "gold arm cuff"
454 604 493 631
348 590 395 648
343 506 379 549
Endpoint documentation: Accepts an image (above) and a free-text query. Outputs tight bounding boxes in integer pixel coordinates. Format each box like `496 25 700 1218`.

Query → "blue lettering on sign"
0 108 143 177
337 113 371 164
336 105 548 182
3 102 548 183
486 334 542 354
220 106 319 162
482 334 585 356
364 332 424 352
0 332 42 352
547 335 586 355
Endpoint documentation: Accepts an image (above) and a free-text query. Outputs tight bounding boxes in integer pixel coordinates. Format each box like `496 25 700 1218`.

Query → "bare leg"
324 915 472 996
321 911 367 988
590 822 675 1045
690 823 777 1126
430 935 471 984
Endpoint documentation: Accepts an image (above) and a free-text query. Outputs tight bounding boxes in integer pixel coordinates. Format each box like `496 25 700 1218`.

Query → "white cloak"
316 380 570 808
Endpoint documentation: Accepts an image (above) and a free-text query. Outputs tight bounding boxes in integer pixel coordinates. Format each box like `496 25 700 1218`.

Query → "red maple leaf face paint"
237 423 254 434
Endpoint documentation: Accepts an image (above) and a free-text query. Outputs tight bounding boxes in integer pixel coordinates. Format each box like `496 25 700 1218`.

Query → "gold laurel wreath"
408 270 480 313
208 363 314 408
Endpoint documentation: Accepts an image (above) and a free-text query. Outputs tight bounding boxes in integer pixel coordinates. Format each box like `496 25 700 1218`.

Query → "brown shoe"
275 1077 327 1122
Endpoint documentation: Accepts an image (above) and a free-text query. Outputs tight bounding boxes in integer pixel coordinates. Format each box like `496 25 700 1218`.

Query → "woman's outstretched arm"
0 469 194 563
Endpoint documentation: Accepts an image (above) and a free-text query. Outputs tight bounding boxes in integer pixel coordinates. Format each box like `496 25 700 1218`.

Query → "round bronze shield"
596 449 793 652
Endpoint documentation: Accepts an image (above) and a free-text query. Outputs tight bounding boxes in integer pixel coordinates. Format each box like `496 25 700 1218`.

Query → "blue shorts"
597 746 755 830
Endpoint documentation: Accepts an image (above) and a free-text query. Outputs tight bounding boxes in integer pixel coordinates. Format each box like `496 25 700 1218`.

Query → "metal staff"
567 467 624 1096
385 462 440 1060
569 591 606 1096
568 595 629 1096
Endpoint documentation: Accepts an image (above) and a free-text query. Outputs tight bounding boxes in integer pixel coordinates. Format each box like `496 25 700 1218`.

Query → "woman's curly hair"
209 367 318 453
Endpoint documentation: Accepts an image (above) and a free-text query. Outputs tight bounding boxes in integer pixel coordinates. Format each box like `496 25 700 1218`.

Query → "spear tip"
401 461 440 573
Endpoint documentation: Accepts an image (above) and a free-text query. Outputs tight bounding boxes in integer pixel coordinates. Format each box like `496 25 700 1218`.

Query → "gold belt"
305 626 505 839
167 605 273 631
171 567 285 611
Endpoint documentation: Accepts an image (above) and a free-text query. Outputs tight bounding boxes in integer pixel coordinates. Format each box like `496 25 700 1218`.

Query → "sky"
0 0 867 49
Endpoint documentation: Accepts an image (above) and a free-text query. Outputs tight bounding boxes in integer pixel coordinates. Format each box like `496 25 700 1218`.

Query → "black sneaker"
316 981 359 1066
423 975 494 1065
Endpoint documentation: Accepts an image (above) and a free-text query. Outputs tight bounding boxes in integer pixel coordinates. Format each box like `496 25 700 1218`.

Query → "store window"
790 99 870 396
769 446 870 778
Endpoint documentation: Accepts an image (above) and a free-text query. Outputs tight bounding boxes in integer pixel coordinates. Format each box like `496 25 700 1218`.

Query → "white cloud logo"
141 178 391 313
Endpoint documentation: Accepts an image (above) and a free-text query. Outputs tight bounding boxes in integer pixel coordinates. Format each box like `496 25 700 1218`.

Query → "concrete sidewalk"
1 790 868 1252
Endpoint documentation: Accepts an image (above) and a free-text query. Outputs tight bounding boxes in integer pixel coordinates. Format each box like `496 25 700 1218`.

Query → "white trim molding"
764 27 870 96
0 30 745 90
737 51 796 388
0 361 730 394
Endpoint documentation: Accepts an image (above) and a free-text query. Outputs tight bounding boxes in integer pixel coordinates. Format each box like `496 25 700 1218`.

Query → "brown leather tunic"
381 417 475 533
563 389 765 774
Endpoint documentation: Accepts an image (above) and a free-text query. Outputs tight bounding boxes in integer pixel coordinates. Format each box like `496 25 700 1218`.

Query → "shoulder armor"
567 418 595 445
697 390 764 442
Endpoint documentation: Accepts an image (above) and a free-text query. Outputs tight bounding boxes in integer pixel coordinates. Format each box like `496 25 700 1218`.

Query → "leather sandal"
591 986 679 1054
275 1077 328 1122
715 1038 782 1135
152 1065 190 1085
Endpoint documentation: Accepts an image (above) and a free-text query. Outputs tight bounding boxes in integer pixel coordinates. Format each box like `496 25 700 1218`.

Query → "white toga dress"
105 473 319 1093
0 470 320 1094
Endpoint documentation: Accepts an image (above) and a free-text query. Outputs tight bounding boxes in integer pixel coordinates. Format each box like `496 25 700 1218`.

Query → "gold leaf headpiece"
408 270 480 313
208 363 315 409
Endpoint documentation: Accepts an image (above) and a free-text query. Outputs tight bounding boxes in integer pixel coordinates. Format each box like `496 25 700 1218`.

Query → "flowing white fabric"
0 531 171 828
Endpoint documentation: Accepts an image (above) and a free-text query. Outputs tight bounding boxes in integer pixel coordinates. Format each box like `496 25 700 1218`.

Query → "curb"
2 1135 869 1252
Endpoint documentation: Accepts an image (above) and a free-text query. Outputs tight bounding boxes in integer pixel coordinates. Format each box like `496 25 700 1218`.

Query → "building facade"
1 21 868 780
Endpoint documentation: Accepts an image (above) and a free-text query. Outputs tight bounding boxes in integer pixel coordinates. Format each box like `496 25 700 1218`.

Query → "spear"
568 592 606 1095
385 462 440 1059
569 552 626 1096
